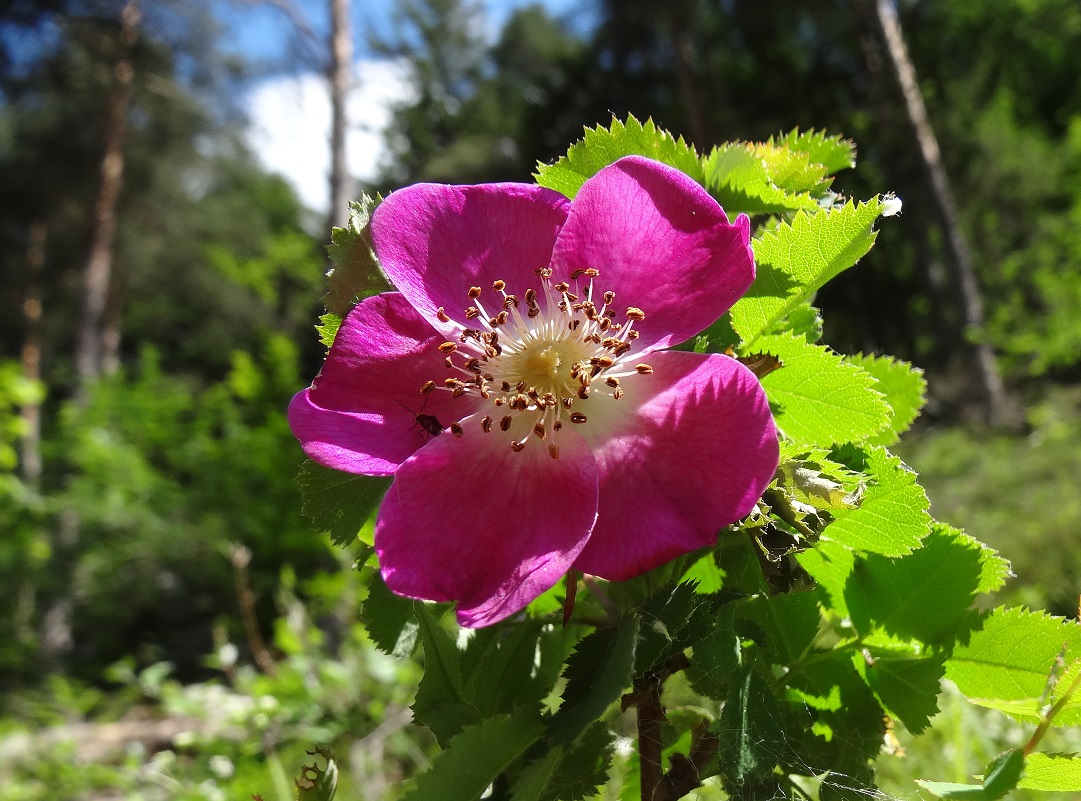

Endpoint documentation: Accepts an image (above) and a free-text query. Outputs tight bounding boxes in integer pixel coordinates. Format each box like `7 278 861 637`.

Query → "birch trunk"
75 0 139 393
873 0 1009 424
327 0 353 236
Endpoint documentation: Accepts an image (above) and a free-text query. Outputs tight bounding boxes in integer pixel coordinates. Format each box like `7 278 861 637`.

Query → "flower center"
421 268 654 458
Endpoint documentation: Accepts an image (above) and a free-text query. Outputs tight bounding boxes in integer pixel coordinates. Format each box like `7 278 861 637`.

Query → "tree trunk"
20 221 46 490
872 0 1010 425
75 0 139 394
666 5 709 149
326 0 353 236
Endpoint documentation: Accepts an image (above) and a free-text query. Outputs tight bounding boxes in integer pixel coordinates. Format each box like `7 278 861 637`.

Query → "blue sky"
237 0 596 214
217 0 595 71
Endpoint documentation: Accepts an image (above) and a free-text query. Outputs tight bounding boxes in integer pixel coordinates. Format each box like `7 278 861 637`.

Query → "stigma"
420 268 653 454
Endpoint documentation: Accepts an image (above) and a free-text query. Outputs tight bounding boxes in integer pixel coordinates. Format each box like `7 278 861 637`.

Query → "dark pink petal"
371 183 570 333
551 156 754 353
288 293 469 476
376 419 598 627
572 350 778 580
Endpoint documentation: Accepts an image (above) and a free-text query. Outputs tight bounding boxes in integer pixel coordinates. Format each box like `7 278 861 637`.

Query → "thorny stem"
621 654 692 801
230 544 277 677
653 721 720 801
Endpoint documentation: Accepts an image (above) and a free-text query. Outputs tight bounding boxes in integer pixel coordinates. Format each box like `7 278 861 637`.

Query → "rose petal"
288 293 470 475
551 156 754 353
372 182 570 334
572 350 778 580
376 418 598 627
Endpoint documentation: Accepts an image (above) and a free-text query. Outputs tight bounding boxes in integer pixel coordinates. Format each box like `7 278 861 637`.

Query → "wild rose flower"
290 156 779 627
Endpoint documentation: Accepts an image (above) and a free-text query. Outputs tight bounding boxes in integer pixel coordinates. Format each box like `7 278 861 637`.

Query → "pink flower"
290 156 779 627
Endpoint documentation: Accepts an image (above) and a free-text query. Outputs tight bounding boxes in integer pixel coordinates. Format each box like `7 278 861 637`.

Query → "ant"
396 398 444 439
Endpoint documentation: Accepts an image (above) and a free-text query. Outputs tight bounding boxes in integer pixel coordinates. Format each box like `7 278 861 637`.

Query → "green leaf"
771 129 856 175
316 312 342 349
797 538 855 619
636 581 703 673
844 523 982 643
847 353 927 445
739 591 821 664
946 607 1081 724
679 552 724 594
549 613 638 743
401 709 546 801
535 115 703 200
297 461 390 548
757 333 890 446
323 194 391 316
855 647 945 734
826 447 930 555
462 624 549 716
774 301 823 343
732 198 886 346
917 748 1026 801
361 571 418 658
717 664 787 788
508 747 563 801
1018 753 1081 791
703 143 821 216
414 604 476 745
536 722 614 801
295 746 338 801
686 605 739 698
934 523 1011 595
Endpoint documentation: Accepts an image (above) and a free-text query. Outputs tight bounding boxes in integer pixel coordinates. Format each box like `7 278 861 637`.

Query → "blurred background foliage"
2 0 1081 797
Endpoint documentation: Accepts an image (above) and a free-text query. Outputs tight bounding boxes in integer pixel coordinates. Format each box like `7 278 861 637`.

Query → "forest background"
2 0 1081 798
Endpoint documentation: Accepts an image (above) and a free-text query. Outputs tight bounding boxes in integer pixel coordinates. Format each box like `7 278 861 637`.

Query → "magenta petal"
573 350 778 581
551 156 754 352
376 421 598 627
371 182 570 333
288 293 467 475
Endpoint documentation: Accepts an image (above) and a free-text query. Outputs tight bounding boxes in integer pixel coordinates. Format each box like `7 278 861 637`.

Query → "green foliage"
731 198 887 347
757 333 891 446
324 195 392 318
401 710 545 801
534 115 703 199
297 462 389 550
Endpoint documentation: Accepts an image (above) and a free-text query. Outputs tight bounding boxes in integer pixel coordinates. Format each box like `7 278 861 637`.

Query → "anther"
444 378 459 387
636 364 654 374
554 281 570 293
516 380 527 392
449 422 464 437
438 341 457 353
511 440 526 452
444 357 453 367
465 306 480 319
491 280 505 291
500 416 513 431
548 443 560 460
570 412 588 424
603 291 615 305
562 397 573 409
495 311 509 325
501 381 512 392
553 420 563 431
468 286 482 299
598 317 611 331
605 377 621 388
524 288 537 305
452 387 466 398
584 268 600 277
436 307 450 322
533 422 546 440
421 380 436 394
503 294 519 309
542 392 557 406
577 386 590 400
481 416 493 433
593 356 615 369
613 387 624 400
626 307 646 321
527 307 541 318
628 330 641 340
